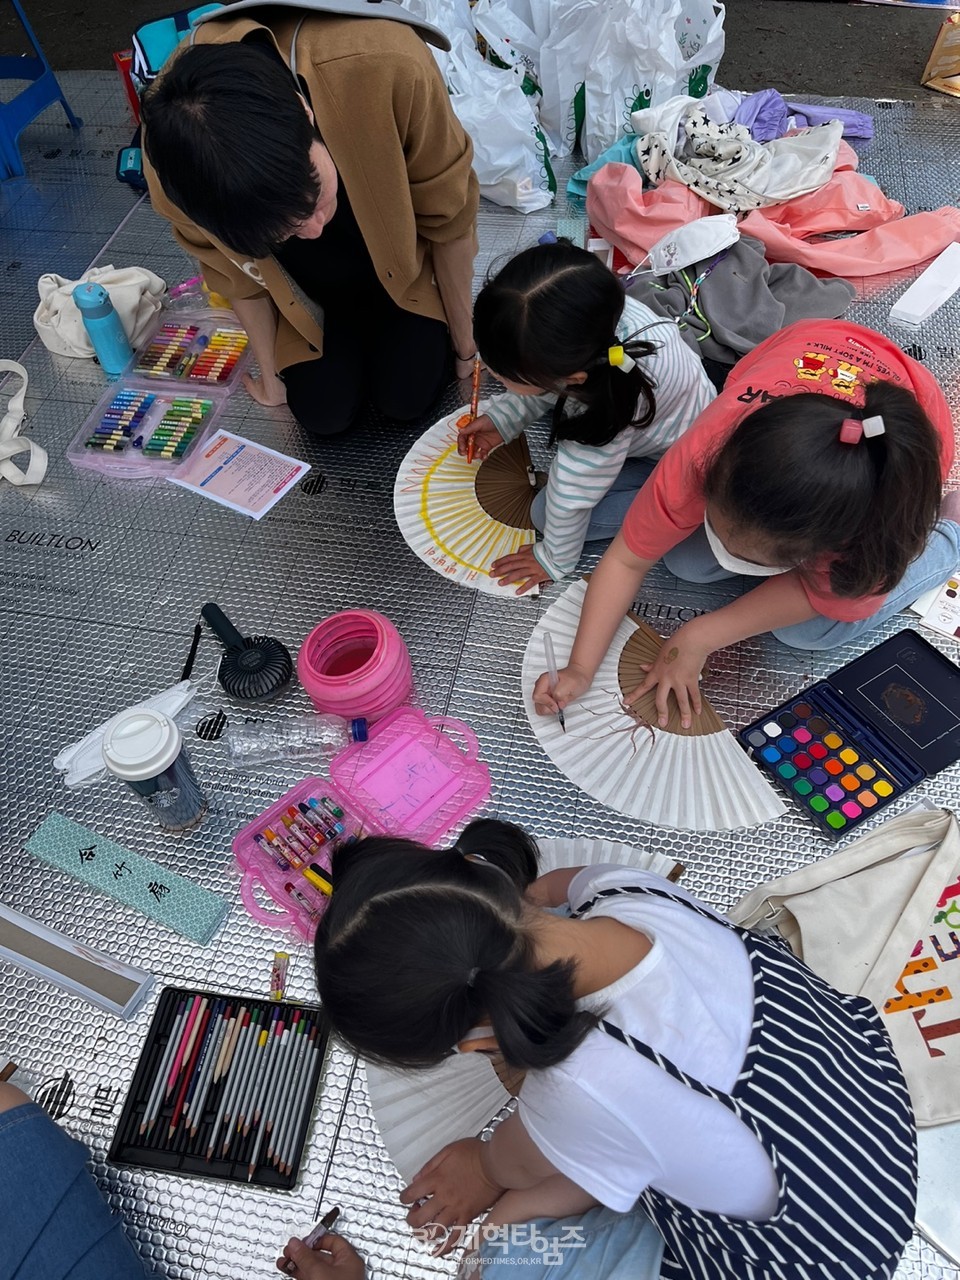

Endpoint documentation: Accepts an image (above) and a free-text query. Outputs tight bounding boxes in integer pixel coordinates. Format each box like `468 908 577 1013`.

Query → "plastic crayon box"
132 309 250 390
68 383 225 479
109 986 327 1189
739 629 960 840
232 708 491 943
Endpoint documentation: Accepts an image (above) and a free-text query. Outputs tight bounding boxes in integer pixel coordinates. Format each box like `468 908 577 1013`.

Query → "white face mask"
703 512 793 577
646 214 740 276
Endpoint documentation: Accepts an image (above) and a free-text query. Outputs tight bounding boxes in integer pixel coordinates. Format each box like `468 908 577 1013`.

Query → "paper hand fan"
394 408 543 597
521 579 786 831
365 835 684 1183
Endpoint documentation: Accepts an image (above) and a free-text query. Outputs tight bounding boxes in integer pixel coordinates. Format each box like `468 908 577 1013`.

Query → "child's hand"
491 543 551 596
276 1233 365 1279
400 1138 503 1256
457 415 503 462
532 663 592 715
626 624 710 729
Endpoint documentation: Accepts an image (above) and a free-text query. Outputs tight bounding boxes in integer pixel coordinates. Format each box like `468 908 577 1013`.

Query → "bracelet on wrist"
457 350 478 363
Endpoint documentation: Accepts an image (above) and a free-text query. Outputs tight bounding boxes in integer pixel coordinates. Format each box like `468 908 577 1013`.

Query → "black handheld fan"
201 602 294 702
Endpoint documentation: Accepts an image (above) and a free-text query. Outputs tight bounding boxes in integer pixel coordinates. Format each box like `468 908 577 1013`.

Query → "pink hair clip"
838 419 863 445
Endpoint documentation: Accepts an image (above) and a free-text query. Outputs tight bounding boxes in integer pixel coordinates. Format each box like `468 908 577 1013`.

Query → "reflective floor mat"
0 76 958 1279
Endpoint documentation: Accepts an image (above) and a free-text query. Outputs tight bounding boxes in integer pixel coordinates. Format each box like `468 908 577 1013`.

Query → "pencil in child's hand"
467 353 481 464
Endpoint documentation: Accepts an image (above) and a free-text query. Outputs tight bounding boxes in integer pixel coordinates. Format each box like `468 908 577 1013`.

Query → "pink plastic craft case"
232 707 491 942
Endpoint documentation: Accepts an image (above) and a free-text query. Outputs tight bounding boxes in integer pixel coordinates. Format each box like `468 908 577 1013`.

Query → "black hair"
702 382 944 598
314 819 597 1071
473 240 658 448
141 42 321 258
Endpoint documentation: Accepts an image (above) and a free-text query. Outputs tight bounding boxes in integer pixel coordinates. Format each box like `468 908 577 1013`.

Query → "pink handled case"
231 706 491 942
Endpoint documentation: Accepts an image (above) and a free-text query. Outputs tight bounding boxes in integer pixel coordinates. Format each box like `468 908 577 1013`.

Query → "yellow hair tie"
607 345 636 373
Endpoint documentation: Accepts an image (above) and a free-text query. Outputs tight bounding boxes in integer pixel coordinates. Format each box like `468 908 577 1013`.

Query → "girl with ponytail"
457 239 716 595
314 817 917 1280
534 318 960 731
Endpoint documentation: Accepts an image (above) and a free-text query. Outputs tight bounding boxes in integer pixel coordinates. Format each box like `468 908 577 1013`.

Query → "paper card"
169 430 309 519
915 577 960 640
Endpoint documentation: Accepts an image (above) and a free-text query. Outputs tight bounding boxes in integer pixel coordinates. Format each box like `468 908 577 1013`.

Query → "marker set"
234 778 365 941
740 629 960 839
232 708 491 942
109 986 327 1188
133 310 250 389
81 388 214 458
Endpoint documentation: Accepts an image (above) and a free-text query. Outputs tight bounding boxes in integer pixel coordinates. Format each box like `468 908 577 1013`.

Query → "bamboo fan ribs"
394 409 543 596
521 580 786 831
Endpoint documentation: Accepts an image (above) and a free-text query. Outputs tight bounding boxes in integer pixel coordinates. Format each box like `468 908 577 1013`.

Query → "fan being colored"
521 579 786 831
365 836 683 1184
394 407 543 597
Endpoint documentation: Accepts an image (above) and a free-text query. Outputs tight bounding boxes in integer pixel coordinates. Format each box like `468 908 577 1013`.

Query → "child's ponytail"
474 240 658 449
472 958 599 1071
702 382 944 598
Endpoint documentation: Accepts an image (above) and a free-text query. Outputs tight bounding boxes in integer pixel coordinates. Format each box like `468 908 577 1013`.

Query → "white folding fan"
365 835 682 1183
394 407 543 597
521 579 786 832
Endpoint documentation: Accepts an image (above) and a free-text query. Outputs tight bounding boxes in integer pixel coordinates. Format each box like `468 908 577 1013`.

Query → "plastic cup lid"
102 708 182 780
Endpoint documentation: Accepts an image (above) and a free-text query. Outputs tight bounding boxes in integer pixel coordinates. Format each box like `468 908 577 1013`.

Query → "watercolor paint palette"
740 629 960 838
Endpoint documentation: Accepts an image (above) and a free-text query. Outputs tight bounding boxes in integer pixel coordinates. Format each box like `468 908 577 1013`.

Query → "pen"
467 353 481 464
543 631 566 734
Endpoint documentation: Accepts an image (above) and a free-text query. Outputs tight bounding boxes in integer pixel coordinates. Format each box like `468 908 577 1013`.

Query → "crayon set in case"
132 309 250 389
740 629 960 839
109 986 327 1189
232 706 491 941
67 382 225 478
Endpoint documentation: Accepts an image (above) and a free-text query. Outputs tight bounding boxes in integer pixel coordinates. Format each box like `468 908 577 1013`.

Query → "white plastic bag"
472 0 545 96
538 0 595 159
445 29 555 212
582 0 725 162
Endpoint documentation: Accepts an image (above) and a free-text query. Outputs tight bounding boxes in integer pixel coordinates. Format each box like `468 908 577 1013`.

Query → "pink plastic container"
232 707 491 942
297 610 412 724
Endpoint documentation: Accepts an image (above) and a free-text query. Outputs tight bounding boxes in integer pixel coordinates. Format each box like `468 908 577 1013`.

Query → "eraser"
889 242 960 326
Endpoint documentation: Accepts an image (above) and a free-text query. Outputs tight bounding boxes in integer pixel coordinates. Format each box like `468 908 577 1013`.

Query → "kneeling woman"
314 820 916 1280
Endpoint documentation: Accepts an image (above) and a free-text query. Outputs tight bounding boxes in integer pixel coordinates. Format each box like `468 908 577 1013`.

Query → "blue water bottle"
72 282 133 376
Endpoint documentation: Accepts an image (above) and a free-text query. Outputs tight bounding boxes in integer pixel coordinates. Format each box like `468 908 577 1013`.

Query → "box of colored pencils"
132 309 250 390
68 382 226 479
739 629 960 839
109 986 327 1188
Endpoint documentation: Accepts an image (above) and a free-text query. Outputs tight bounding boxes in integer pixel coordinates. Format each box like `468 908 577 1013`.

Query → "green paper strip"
26 813 228 946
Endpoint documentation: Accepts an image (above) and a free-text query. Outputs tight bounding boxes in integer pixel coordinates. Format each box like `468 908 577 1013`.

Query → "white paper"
913 577 960 640
169 430 309 519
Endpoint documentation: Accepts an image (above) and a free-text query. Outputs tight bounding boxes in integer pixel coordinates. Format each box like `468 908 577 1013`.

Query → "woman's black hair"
141 42 321 258
702 382 944 598
473 240 658 448
314 819 597 1071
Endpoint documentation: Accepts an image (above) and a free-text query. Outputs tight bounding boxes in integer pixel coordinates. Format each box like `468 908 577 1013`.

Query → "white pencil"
271 1022 316 1172
278 1025 321 1175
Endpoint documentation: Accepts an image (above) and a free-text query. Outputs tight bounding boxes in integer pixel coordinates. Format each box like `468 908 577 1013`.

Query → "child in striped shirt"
458 240 716 594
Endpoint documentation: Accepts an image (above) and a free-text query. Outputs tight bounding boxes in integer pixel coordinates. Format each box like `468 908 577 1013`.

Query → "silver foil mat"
0 77 958 1279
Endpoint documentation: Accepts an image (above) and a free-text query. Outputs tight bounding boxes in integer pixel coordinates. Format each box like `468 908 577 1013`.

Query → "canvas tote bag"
731 806 960 1126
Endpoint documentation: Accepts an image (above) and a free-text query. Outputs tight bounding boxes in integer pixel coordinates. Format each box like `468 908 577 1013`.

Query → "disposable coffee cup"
102 708 208 832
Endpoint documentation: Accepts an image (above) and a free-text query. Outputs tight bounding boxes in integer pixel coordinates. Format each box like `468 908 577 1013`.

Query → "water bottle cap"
350 717 369 742
72 282 115 320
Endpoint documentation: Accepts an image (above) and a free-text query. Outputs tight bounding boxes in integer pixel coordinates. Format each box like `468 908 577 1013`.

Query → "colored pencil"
165 994 203 1098
168 1001 212 1139
207 1008 258 1159
276 1024 320 1175
267 1016 306 1161
140 998 186 1136
187 1002 232 1134
466 353 481 463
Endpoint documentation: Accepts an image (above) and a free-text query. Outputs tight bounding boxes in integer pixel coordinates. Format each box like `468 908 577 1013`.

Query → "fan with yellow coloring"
394 407 543 597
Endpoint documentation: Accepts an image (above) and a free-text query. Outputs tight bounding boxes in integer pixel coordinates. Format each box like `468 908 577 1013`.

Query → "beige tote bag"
731 807 960 1126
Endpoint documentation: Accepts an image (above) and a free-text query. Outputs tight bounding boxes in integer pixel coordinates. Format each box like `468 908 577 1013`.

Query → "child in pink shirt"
533 319 959 729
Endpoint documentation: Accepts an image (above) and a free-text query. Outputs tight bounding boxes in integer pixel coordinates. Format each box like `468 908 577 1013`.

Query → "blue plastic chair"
0 0 82 180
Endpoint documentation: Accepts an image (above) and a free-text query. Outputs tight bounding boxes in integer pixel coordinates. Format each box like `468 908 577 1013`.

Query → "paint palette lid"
829 629 960 776
329 706 491 846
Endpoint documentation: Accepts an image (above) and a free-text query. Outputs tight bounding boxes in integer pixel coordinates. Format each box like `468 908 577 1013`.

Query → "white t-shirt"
517 866 780 1219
